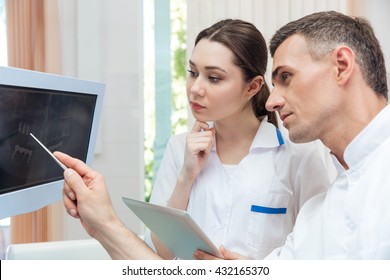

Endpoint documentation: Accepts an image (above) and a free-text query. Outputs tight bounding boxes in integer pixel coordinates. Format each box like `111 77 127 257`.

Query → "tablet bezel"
122 196 223 260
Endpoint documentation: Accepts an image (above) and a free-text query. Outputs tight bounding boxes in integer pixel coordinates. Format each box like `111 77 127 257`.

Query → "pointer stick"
30 133 67 171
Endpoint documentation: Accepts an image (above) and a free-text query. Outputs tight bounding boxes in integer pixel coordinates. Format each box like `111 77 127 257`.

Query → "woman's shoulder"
167 132 187 146
164 132 188 156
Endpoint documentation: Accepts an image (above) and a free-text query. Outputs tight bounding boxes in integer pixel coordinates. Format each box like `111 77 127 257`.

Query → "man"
264 10 389 259
195 10 390 260
57 11 389 259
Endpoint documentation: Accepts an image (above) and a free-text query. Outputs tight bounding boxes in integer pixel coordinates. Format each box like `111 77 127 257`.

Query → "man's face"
266 34 341 143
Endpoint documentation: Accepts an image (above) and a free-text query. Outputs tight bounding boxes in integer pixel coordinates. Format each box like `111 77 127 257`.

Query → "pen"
30 133 67 171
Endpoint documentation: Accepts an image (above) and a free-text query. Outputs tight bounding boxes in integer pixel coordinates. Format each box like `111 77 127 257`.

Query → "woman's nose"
188 77 206 97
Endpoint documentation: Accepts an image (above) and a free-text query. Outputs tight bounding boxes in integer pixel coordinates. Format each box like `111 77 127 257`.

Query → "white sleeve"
149 134 185 205
143 228 157 252
265 234 294 259
144 134 186 249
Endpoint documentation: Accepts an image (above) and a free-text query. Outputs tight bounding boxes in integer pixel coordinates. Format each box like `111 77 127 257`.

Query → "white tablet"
122 197 223 260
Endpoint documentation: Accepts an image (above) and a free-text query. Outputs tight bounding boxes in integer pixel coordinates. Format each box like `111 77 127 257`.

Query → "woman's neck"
214 115 261 164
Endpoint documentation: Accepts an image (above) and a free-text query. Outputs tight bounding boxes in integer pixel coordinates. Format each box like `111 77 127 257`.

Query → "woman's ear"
247 75 264 99
333 46 355 85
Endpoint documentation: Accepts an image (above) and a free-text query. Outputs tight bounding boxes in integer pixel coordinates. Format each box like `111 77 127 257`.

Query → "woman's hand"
166 121 216 210
181 121 216 182
194 246 248 260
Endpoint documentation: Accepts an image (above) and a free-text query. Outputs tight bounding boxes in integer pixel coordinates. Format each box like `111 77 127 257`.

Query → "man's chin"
288 131 314 144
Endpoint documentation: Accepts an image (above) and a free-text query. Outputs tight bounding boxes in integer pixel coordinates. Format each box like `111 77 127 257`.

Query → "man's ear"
333 46 355 85
247 75 264 99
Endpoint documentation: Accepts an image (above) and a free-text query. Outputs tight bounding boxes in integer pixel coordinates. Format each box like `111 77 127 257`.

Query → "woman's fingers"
191 120 210 133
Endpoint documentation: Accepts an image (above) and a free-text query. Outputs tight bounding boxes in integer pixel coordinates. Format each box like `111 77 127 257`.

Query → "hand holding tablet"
122 197 223 260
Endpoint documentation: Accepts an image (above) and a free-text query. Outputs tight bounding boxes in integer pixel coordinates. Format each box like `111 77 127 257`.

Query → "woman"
145 19 330 259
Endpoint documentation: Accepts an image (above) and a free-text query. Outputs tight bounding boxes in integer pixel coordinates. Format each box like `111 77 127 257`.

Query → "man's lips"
190 102 206 110
280 112 292 122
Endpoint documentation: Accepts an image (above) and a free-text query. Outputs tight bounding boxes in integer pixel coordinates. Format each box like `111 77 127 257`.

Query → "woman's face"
187 39 253 123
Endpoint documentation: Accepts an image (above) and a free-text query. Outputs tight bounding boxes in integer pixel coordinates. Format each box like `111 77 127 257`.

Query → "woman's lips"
190 102 206 110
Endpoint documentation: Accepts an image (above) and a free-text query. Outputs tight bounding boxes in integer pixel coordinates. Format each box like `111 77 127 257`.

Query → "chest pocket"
246 192 290 248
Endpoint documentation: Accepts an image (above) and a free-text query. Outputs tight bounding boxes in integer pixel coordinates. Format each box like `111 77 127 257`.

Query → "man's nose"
266 87 284 112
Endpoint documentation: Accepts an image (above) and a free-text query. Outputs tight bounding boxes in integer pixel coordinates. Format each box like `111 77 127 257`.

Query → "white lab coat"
145 118 331 259
267 105 390 259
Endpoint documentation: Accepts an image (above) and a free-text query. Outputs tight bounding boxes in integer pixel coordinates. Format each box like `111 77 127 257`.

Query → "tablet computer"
122 196 223 260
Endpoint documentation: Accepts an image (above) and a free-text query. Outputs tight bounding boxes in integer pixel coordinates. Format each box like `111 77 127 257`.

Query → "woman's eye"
187 69 198 77
209 76 221 83
281 72 291 82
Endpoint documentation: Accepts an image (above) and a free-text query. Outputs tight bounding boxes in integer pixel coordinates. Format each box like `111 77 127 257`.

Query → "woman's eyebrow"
189 60 227 73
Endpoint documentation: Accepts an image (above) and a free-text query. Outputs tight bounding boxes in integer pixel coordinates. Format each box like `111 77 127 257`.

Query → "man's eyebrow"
272 66 282 80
